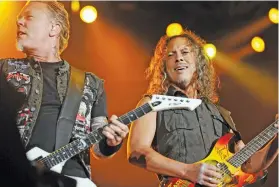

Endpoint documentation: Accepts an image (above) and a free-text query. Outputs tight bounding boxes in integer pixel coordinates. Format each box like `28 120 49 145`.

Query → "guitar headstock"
148 94 202 112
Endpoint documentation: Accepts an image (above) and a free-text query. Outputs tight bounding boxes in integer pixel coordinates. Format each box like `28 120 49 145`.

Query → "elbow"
128 153 137 166
127 147 151 168
127 143 146 160
127 148 143 164
127 151 134 164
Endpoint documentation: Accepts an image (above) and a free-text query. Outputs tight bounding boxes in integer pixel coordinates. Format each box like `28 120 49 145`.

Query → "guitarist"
127 29 278 187
0 1 129 187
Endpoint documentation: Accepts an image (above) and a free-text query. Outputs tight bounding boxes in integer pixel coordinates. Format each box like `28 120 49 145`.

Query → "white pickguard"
26 147 96 187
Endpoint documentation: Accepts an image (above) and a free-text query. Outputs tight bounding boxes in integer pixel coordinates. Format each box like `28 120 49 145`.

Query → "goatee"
169 79 188 90
16 42 24 52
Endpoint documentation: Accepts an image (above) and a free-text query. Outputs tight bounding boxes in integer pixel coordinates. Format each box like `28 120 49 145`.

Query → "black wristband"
98 138 122 156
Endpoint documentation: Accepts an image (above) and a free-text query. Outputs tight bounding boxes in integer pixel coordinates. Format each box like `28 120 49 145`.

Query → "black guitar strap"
55 66 85 150
215 105 237 131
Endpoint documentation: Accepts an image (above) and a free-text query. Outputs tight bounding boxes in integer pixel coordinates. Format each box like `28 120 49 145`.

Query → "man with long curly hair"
127 29 278 187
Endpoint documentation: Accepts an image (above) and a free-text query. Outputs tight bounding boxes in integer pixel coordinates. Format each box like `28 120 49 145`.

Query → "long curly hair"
145 28 219 103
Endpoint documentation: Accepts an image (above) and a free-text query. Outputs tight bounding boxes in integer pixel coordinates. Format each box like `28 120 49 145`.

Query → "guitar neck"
39 102 153 169
227 120 278 168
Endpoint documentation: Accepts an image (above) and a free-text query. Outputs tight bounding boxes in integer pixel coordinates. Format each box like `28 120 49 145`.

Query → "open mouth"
17 31 26 37
174 66 188 71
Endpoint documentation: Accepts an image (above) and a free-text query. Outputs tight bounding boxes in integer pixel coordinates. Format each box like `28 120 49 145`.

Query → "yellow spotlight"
71 0 80 13
0 1 8 13
166 23 183 37
251 36 265 52
80 6 97 23
204 43 216 59
268 8 278 24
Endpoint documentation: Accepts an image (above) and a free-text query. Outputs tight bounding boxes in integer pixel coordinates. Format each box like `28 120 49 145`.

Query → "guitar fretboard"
227 120 278 168
38 102 154 169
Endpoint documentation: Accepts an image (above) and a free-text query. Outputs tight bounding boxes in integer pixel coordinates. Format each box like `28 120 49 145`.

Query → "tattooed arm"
90 91 123 159
127 97 208 181
90 116 106 159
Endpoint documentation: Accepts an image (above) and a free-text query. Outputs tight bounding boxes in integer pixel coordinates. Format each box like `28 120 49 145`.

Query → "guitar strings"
228 120 278 166
217 120 278 182
38 103 152 168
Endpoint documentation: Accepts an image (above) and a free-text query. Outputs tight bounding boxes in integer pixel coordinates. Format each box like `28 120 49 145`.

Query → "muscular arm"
127 97 194 179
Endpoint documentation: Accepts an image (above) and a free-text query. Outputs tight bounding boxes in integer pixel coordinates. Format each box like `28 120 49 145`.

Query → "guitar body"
164 133 268 187
26 147 97 187
26 147 66 173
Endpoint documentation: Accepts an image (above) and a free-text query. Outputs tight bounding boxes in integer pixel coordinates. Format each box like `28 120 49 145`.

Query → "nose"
175 53 184 63
175 58 184 63
174 49 185 63
16 16 24 27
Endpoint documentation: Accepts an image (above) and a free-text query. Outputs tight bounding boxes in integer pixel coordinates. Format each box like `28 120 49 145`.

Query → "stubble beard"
167 73 189 90
170 79 188 90
16 41 24 52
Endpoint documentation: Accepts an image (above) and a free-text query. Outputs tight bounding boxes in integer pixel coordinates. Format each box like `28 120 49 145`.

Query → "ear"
49 21 61 37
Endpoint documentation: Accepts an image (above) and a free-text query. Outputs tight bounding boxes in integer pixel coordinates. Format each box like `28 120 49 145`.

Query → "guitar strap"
213 104 242 140
55 66 85 150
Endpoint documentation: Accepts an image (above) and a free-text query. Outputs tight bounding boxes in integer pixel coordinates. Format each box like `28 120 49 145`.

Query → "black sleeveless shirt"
153 86 230 165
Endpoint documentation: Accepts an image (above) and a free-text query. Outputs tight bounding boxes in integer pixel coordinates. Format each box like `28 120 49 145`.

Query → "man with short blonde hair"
1 1 129 186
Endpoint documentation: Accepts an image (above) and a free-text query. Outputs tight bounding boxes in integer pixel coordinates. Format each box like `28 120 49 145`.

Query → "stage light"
251 36 265 52
166 23 183 37
80 6 97 23
204 43 216 59
71 0 80 13
0 1 9 13
268 8 278 24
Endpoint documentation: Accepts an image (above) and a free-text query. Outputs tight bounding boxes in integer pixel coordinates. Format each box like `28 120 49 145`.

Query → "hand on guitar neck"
102 114 129 147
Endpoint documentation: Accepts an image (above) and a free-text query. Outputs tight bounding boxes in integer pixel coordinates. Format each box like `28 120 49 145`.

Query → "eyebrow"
17 10 32 19
179 45 191 49
168 45 191 52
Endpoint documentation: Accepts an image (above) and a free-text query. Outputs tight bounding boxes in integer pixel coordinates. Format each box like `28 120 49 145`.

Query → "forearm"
129 146 189 179
92 138 122 159
90 116 112 159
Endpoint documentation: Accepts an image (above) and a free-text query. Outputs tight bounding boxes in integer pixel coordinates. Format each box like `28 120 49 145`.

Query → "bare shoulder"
134 96 158 123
